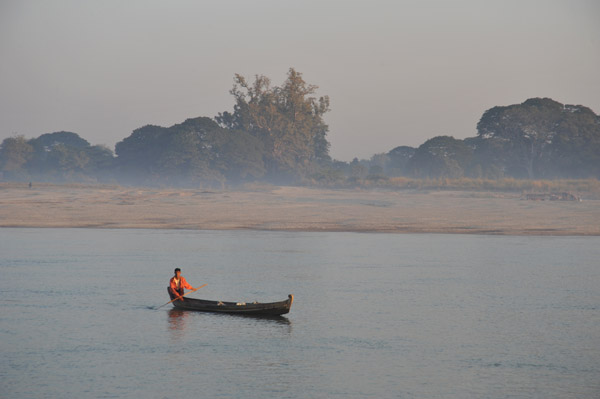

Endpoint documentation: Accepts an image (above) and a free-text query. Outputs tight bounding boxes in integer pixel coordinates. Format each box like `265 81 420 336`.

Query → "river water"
1 228 599 398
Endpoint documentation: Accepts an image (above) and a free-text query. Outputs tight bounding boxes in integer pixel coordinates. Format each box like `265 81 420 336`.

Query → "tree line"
1 69 599 186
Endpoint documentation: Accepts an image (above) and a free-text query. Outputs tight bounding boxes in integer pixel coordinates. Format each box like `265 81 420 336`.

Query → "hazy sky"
1 0 599 161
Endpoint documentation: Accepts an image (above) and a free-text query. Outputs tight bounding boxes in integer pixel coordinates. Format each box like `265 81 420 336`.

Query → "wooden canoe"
171 294 293 316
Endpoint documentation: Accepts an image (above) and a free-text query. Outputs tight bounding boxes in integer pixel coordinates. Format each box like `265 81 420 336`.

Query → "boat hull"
171 294 293 316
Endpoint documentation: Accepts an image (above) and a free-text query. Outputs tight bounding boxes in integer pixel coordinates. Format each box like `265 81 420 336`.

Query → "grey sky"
1 0 599 161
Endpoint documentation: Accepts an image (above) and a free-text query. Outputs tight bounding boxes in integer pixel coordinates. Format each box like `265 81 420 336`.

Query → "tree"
216 130 266 182
44 144 90 179
464 137 505 179
0 136 34 179
477 98 564 178
26 131 111 181
370 153 391 173
217 68 331 179
116 118 221 184
115 124 171 181
84 145 115 176
159 117 220 183
349 158 368 179
35 131 90 149
549 105 600 178
115 117 267 186
476 98 600 179
407 136 472 178
387 146 416 176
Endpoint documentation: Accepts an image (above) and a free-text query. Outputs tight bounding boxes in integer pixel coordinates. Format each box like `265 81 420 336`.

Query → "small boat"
171 294 293 316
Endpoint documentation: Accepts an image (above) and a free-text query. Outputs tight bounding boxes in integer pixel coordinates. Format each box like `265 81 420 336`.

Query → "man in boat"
168 268 196 302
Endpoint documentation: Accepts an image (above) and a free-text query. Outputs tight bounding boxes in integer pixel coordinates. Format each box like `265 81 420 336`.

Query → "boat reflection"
167 309 190 340
167 308 292 339
168 308 291 324
232 313 292 326
167 308 188 326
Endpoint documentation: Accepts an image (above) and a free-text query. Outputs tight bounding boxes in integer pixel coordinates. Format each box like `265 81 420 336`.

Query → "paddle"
156 284 207 310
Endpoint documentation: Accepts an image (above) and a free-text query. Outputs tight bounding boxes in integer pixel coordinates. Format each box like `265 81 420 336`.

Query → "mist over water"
1 229 599 398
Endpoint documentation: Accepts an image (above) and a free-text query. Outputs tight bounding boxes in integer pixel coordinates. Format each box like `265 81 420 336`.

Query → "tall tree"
477 98 561 178
217 68 331 178
476 98 600 179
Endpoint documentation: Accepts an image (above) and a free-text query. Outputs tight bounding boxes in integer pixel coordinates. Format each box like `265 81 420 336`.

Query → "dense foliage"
1 73 599 187
216 68 331 180
472 98 600 179
115 118 265 186
346 98 600 182
0 132 113 182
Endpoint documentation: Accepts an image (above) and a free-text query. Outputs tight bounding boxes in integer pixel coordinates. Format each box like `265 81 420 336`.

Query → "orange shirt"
170 276 193 293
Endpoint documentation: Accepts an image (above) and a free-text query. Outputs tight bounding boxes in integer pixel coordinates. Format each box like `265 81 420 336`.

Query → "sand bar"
0 183 599 235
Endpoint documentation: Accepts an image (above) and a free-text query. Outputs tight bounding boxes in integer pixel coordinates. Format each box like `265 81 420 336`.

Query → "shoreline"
1 183 599 236
2 226 598 237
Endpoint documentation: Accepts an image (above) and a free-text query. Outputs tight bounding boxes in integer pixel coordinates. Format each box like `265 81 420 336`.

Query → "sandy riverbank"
0 183 598 235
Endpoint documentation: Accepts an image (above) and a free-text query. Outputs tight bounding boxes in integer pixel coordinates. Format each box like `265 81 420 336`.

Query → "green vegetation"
473 98 600 179
114 117 265 186
217 68 331 178
1 70 599 190
320 98 600 186
0 131 113 182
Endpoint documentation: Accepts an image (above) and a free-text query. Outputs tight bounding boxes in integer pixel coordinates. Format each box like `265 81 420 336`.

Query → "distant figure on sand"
168 268 196 301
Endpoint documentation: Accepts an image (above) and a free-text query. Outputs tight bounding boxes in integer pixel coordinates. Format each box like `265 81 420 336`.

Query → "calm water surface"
1 228 599 398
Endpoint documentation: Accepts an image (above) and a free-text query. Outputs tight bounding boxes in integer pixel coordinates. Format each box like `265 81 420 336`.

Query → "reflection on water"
167 308 292 341
167 308 190 340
